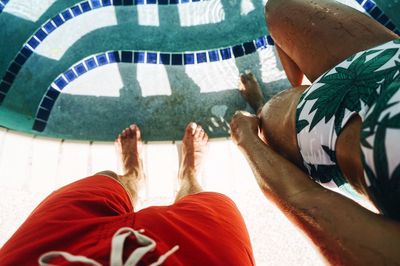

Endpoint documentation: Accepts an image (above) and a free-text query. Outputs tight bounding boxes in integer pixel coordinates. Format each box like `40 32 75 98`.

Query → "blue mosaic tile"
41 97 55 111
21 46 33 57
37 108 51 121
71 5 82 16
356 0 363 4
394 29 400 35
15 53 28 65
0 92 5 103
3 71 15 83
196 52 207 63
135 0 144 4
102 0 112 6
121 51 133 63
113 0 123 5
377 14 389 25
52 14 64 27
232 45 244 57
369 6 382 18
124 0 134 5
184 53 195 64
9 62 22 75
44 21 56 34
96 53 108 65
1 0 9 4
170 0 179 4
64 69 77 82
159 53 170 64
192 0 201 1
208 50 219 62
363 0 375 12
134 52 145 63
55 76 68 90
74 63 87 75
220 48 232 60
33 120 46 132
147 52 157 64
91 0 102 8
255 36 266 48
0 81 10 94
158 0 168 5
171 54 182 65
27 37 40 49
85 57 98 70
243 41 256 54
46 87 60 100
35 28 47 41
386 22 396 31
0 6 3 13
267 35 274 45
61 10 73 21
147 0 157 4
80 2 91 12
107 51 120 63
181 0 190 3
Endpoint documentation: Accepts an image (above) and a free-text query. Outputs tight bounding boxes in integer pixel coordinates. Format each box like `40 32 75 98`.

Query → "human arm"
230 111 400 265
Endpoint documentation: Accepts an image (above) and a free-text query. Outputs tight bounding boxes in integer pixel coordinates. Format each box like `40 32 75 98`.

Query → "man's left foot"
239 72 265 114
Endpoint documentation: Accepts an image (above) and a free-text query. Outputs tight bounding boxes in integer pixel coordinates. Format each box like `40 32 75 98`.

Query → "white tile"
145 142 179 200
28 136 61 193
0 131 33 189
56 140 91 188
90 141 119 175
202 140 236 194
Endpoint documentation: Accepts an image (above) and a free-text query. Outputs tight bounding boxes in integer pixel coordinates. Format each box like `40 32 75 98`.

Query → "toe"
199 128 205 139
121 129 127 138
186 122 197 135
194 125 203 138
131 124 141 140
202 133 209 144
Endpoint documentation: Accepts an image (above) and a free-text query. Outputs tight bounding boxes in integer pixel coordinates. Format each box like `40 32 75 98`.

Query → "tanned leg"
266 0 399 82
175 123 208 202
114 124 144 205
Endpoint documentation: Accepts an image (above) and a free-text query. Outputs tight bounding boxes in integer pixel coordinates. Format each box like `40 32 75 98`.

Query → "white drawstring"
38 227 179 266
38 251 102 266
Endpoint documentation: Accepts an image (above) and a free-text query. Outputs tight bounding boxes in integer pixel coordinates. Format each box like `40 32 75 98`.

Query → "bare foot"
179 123 208 181
239 72 265 114
115 125 144 201
176 123 207 201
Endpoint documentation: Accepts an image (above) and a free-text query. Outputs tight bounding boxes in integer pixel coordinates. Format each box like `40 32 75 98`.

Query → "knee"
265 0 285 30
95 170 119 180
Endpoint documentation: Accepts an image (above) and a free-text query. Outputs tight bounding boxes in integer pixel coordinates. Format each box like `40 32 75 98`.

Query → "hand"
230 111 260 145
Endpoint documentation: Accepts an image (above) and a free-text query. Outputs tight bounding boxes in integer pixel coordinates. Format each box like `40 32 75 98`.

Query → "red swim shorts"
0 175 254 265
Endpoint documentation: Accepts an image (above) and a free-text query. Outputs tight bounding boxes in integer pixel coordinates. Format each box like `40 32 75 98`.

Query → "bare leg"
266 0 399 82
175 123 208 202
114 124 144 204
239 72 265 115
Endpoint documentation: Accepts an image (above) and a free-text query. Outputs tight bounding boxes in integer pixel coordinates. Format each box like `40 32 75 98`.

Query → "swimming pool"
0 0 399 264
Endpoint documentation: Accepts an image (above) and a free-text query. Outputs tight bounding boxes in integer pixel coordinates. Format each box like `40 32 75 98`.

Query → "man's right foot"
239 72 265 114
179 123 208 181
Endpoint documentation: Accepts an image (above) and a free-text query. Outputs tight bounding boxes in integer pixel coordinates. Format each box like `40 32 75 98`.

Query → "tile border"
357 0 400 35
32 36 273 132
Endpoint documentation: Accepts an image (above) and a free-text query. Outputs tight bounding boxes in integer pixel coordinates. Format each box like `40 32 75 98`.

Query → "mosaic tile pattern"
0 0 9 14
32 35 273 132
356 0 400 35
